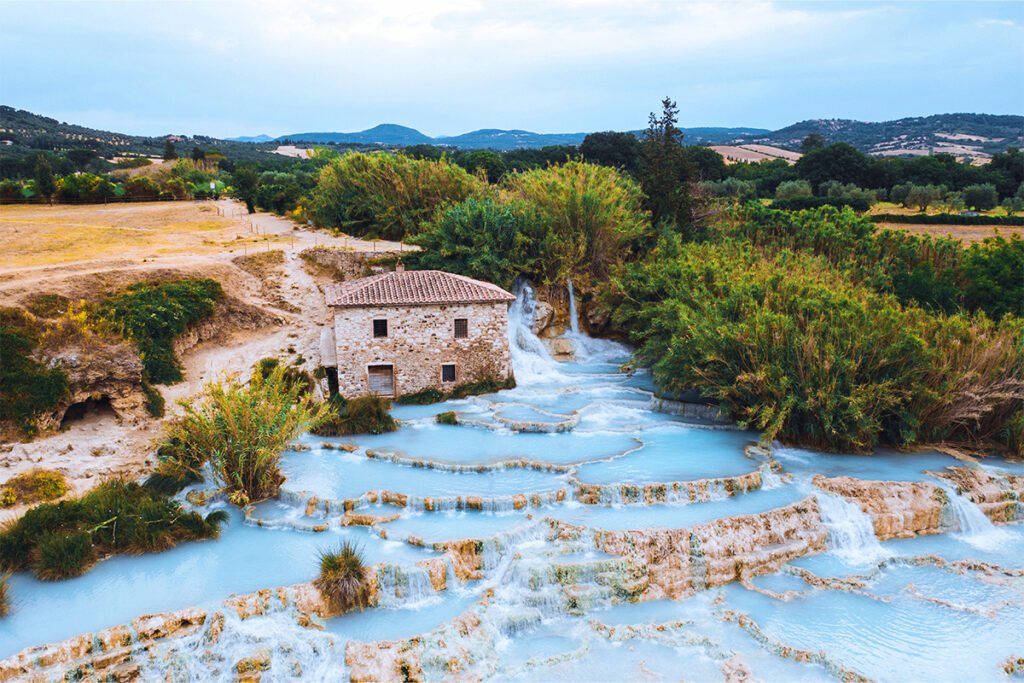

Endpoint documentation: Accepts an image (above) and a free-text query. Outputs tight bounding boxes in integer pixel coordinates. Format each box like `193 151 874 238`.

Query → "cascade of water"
507 279 567 385
814 491 890 565
938 482 1012 551
567 278 580 335
561 279 631 364
376 565 441 609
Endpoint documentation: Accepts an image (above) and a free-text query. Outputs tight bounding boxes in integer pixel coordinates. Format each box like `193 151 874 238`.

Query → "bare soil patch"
0 199 407 522
880 223 1024 244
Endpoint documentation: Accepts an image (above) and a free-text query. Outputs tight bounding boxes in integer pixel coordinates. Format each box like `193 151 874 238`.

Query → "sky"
1 0 1022 138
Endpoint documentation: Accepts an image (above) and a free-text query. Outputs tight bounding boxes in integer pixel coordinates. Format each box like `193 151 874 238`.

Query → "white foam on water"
507 280 569 385
815 491 891 565
938 482 1013 551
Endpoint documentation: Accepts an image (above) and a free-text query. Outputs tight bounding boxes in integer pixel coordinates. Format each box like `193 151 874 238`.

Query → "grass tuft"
314 542 370 613
435 411 458 425
0 480 226 581
0 469 67 508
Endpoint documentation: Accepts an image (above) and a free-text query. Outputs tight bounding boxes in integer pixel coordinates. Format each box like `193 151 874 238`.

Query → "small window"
373 319 388 338
454 318 468 339
441 364 456 383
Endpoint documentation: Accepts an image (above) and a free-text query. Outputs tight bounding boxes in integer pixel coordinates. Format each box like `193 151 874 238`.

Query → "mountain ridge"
3 105 1020 159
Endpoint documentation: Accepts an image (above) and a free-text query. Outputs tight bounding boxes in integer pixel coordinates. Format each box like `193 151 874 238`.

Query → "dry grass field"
710 144 801 164
0 201 284 272
879 222 1024 243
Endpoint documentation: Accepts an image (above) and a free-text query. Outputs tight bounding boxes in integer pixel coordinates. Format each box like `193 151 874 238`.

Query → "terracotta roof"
325 270 515 308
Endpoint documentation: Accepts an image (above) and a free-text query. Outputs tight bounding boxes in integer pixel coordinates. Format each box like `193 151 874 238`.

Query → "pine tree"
33 155 55 204
638 98 696 234
163 139 178 161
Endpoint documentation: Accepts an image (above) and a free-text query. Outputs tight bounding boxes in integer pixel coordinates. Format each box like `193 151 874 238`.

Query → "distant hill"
435 129 588 149
0 105 283 161
4 105 1020 160
277 124 434 146
749 113 1024 160
271 125 772 150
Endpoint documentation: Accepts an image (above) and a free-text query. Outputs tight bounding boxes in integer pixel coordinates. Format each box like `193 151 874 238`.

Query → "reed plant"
162 365 331 504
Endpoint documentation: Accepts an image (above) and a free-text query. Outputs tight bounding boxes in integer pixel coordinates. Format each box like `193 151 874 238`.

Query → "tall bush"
503 160 651 286
308 152 484 240
162 365 331 504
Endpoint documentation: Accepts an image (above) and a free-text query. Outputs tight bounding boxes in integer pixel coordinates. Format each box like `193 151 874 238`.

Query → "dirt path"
1 200 407 522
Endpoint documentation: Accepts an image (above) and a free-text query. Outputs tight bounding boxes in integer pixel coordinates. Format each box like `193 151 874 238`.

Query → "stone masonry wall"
333 302 512 398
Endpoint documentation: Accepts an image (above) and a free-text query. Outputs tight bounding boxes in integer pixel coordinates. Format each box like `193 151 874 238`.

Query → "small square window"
441 364 456 383
454 318 468 338
373 319 388 338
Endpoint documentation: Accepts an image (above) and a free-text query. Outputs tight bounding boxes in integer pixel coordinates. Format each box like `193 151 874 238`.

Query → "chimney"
395 259 405 272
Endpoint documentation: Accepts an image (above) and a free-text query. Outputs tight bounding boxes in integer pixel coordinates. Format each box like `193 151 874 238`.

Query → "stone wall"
333 302 512 398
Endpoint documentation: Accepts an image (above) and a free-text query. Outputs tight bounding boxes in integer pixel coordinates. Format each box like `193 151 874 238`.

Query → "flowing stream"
2 283 1022 682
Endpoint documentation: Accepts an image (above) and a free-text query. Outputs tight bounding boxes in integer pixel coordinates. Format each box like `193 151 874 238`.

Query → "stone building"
324 267 515 398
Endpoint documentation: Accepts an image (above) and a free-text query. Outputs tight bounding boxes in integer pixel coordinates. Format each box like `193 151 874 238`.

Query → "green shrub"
142 381 165 418
406 197 545 290
435 411 458 425
396 388 446 405
308 152 484 240
0 480 226 580
449 376 516 399
1000 408 1024 457
397 377 515 406
869 213 1024 227
0 308 69 436
962 235 1024 320
313 395 397 436
253 357 313 395
0 468 67 508
314 542 369 613
162 365 331 504
35 531 94 581
97 279 223 384
607 236 1023 452
23 293 71 319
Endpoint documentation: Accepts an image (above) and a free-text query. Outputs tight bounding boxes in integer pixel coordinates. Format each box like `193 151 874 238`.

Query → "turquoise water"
2 288 1019 682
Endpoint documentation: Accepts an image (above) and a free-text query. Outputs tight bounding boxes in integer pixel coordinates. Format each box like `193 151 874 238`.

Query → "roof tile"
325 270 515 308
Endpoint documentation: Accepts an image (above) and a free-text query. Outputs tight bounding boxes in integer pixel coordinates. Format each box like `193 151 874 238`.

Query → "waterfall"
815 491 890 565
507 279 567 385
939 482 1011 551
376 564 441 608
567 278 580 335
562 278 630 364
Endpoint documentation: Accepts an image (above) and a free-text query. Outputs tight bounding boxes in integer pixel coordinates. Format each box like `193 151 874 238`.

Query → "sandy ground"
0 199 407 523
273 145 311 159
879 222 1024 243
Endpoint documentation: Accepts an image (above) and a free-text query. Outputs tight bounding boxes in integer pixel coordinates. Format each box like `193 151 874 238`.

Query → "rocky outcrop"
555 497 826 600
345 609 484 682
0 607 207 683
171 297 280 358
813 475 947 539
650 396 732 425
574 468 765 505
37 335 148 430
929 467 1024 523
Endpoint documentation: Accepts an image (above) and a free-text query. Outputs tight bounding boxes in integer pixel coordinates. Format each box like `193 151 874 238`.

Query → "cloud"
1 0 1020 136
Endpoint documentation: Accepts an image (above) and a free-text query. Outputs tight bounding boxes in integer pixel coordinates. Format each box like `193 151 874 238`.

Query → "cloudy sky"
1 1 1021 138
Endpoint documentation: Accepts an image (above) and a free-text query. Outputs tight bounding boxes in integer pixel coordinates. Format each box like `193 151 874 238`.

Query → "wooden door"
367 364 394 395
